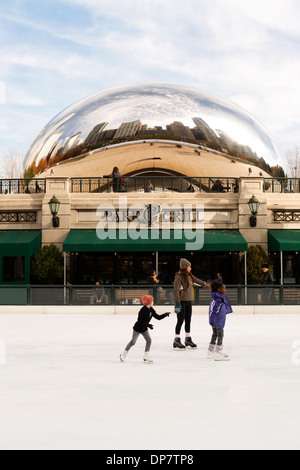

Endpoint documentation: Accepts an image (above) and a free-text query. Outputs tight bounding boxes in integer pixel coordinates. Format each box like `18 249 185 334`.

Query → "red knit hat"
141 295 154 306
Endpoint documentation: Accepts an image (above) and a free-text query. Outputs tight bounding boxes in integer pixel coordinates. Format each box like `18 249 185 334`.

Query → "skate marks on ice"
0 314 300 449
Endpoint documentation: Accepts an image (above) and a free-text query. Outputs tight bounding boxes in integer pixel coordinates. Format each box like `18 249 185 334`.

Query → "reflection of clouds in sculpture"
26 113 75 167
24 83 281 171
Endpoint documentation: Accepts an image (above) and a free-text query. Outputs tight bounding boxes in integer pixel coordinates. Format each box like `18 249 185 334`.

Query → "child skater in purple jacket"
208 280 232 361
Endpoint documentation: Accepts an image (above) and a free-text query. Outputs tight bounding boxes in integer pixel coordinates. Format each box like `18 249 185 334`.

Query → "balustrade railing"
1 177 299 195
0 284 299 306
70 176 240 193
263 178 300 193
0 179 46 194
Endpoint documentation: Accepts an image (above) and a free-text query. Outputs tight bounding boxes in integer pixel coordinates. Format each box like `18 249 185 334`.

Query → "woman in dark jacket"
110 166 122 192
173 258 209 349
262 264 273 304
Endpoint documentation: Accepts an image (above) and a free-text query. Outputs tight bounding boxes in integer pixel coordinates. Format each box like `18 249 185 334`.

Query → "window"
3 256 25 282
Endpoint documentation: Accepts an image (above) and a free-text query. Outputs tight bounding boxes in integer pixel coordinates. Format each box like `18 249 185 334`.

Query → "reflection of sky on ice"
25 84 281 167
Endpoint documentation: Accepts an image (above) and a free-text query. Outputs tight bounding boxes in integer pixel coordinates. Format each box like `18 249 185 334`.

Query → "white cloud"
6 86 48 107
0 45 112 80
1 0 300 154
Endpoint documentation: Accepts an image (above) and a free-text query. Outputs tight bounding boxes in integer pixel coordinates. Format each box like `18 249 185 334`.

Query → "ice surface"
0 312 300 450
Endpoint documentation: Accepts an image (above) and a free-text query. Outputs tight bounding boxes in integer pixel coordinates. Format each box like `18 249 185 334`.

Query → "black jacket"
262 270 273 284
133 306 169 333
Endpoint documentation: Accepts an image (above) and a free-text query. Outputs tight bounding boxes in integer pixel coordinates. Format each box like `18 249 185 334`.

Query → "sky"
1 0 300 164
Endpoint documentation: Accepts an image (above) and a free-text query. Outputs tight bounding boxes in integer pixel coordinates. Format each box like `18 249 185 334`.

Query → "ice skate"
143 352 153 363
119 350 128 362
214 345 230 361
207 343 216 359
173 337 186 350
185 336 197 349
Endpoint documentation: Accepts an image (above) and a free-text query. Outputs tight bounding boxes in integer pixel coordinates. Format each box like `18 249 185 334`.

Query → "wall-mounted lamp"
48 194 61 228
248 194 260 227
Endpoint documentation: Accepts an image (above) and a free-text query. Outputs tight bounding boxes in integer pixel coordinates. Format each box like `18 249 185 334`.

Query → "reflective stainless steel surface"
24 83 281 177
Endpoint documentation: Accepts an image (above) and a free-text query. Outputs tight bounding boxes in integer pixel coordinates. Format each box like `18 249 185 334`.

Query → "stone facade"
1 176 298 251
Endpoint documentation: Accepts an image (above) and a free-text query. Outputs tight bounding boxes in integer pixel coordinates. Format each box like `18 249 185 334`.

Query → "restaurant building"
1 84 299 294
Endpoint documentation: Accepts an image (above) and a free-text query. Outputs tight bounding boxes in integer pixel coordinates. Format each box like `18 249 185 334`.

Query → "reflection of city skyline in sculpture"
82 116 259 159
24 84 281 177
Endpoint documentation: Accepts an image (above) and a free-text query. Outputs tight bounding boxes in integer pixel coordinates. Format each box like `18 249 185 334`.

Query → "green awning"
202 230 247 251
0 230 41 256
63 229 247 252
268 230 300 251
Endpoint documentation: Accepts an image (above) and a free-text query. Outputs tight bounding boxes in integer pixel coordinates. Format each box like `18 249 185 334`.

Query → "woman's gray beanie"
180 258 191 269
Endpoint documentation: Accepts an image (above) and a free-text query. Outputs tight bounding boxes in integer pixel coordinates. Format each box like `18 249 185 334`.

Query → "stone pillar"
238 177 268 251
41 177 71 250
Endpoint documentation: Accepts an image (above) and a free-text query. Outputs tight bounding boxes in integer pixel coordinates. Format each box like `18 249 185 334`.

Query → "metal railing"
0 284 300 306
264 178 300 193
70 176 240 193
1 177 299 194
0 179 46 194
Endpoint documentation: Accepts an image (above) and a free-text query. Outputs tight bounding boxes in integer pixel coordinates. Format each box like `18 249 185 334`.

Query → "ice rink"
0 311 300 450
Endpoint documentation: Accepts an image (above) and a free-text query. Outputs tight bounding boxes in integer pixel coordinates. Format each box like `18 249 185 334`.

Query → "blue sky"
1 0 300 161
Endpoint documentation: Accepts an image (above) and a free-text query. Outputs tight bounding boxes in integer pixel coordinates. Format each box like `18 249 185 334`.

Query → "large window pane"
3 256 25 282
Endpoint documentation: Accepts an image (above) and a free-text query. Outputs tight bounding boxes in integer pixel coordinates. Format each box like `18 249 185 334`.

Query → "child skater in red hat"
120 295 171 363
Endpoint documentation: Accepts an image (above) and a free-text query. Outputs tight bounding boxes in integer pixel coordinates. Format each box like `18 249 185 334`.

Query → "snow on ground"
0 312 300 450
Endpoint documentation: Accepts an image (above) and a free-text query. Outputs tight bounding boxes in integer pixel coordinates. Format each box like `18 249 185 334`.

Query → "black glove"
174 303 181 314
164 312 171 317
148 324 154 330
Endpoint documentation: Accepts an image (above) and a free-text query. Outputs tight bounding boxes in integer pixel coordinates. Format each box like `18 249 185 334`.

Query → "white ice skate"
207 343 216 359
214 345 230 361
119 350 128 362
143 352 153 363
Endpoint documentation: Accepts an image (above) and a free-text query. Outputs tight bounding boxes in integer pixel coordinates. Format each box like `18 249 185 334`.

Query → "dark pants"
125 330 152 352
175 301 192 335
210 327 224 346
262 287 273 304
113 178 121 192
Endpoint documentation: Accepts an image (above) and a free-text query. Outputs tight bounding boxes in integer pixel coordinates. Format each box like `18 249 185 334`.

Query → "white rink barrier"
0 305 298 315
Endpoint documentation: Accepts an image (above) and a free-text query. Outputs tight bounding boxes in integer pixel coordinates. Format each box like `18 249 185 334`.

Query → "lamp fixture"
48 195 61 228
248 194 260 227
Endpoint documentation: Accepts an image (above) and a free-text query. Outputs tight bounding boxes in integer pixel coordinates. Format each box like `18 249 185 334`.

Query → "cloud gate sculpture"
24 83 281 179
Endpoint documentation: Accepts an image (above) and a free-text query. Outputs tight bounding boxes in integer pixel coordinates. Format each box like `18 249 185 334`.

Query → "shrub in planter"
31 244 64 284
242 245 273 284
